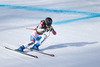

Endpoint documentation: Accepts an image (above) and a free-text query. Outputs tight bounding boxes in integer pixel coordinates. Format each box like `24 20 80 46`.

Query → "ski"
5 47 38 58
29 48 55 57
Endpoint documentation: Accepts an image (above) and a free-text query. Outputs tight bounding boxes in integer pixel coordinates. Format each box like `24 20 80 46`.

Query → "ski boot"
30 43 40 51
17 45 25 52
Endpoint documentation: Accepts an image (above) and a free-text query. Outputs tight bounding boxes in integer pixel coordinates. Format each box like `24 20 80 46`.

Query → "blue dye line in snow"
0 4 100 16
0 4 100 25
53 15 100 25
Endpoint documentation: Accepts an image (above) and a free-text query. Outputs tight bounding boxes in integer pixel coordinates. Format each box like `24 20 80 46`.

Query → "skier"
17 17 56 52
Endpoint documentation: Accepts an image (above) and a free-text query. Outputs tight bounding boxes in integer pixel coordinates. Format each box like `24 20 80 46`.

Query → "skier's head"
45 17 52 27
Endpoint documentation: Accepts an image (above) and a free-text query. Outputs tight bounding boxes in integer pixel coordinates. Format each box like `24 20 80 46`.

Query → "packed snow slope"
0 0 100 67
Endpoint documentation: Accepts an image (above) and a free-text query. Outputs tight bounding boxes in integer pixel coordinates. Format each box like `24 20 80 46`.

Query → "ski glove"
46 27 53 32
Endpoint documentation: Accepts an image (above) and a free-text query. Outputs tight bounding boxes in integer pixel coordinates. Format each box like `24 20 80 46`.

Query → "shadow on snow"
41 42 98 51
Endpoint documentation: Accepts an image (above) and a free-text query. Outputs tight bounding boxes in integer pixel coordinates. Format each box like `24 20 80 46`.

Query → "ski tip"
51 54 55 57
35 56 38 58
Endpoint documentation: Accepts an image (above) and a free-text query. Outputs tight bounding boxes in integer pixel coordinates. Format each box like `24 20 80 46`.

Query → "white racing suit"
17 20 56 51
28 20 56 50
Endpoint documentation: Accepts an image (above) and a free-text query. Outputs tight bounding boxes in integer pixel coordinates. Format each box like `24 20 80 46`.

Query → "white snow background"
0 0 100 67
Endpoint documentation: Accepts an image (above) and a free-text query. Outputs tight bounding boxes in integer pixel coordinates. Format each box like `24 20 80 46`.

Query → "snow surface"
0 0 100 67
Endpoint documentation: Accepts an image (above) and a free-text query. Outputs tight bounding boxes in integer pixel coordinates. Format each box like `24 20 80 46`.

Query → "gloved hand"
46 27 53 32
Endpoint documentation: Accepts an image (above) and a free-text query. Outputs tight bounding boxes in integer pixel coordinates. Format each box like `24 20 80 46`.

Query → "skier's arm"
36 22 45 33
49 26 56 35
45 26 56 35
52 29 56 35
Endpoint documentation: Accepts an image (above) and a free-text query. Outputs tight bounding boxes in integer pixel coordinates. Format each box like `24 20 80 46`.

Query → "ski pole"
26 28 37 30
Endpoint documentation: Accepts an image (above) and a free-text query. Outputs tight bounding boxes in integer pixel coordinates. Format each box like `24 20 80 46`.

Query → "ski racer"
17 17 56 52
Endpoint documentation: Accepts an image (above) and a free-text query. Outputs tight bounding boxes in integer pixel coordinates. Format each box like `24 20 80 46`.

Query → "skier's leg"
31 34 47 50
17 32 38 52
40 34 48 44
24 34 36 48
